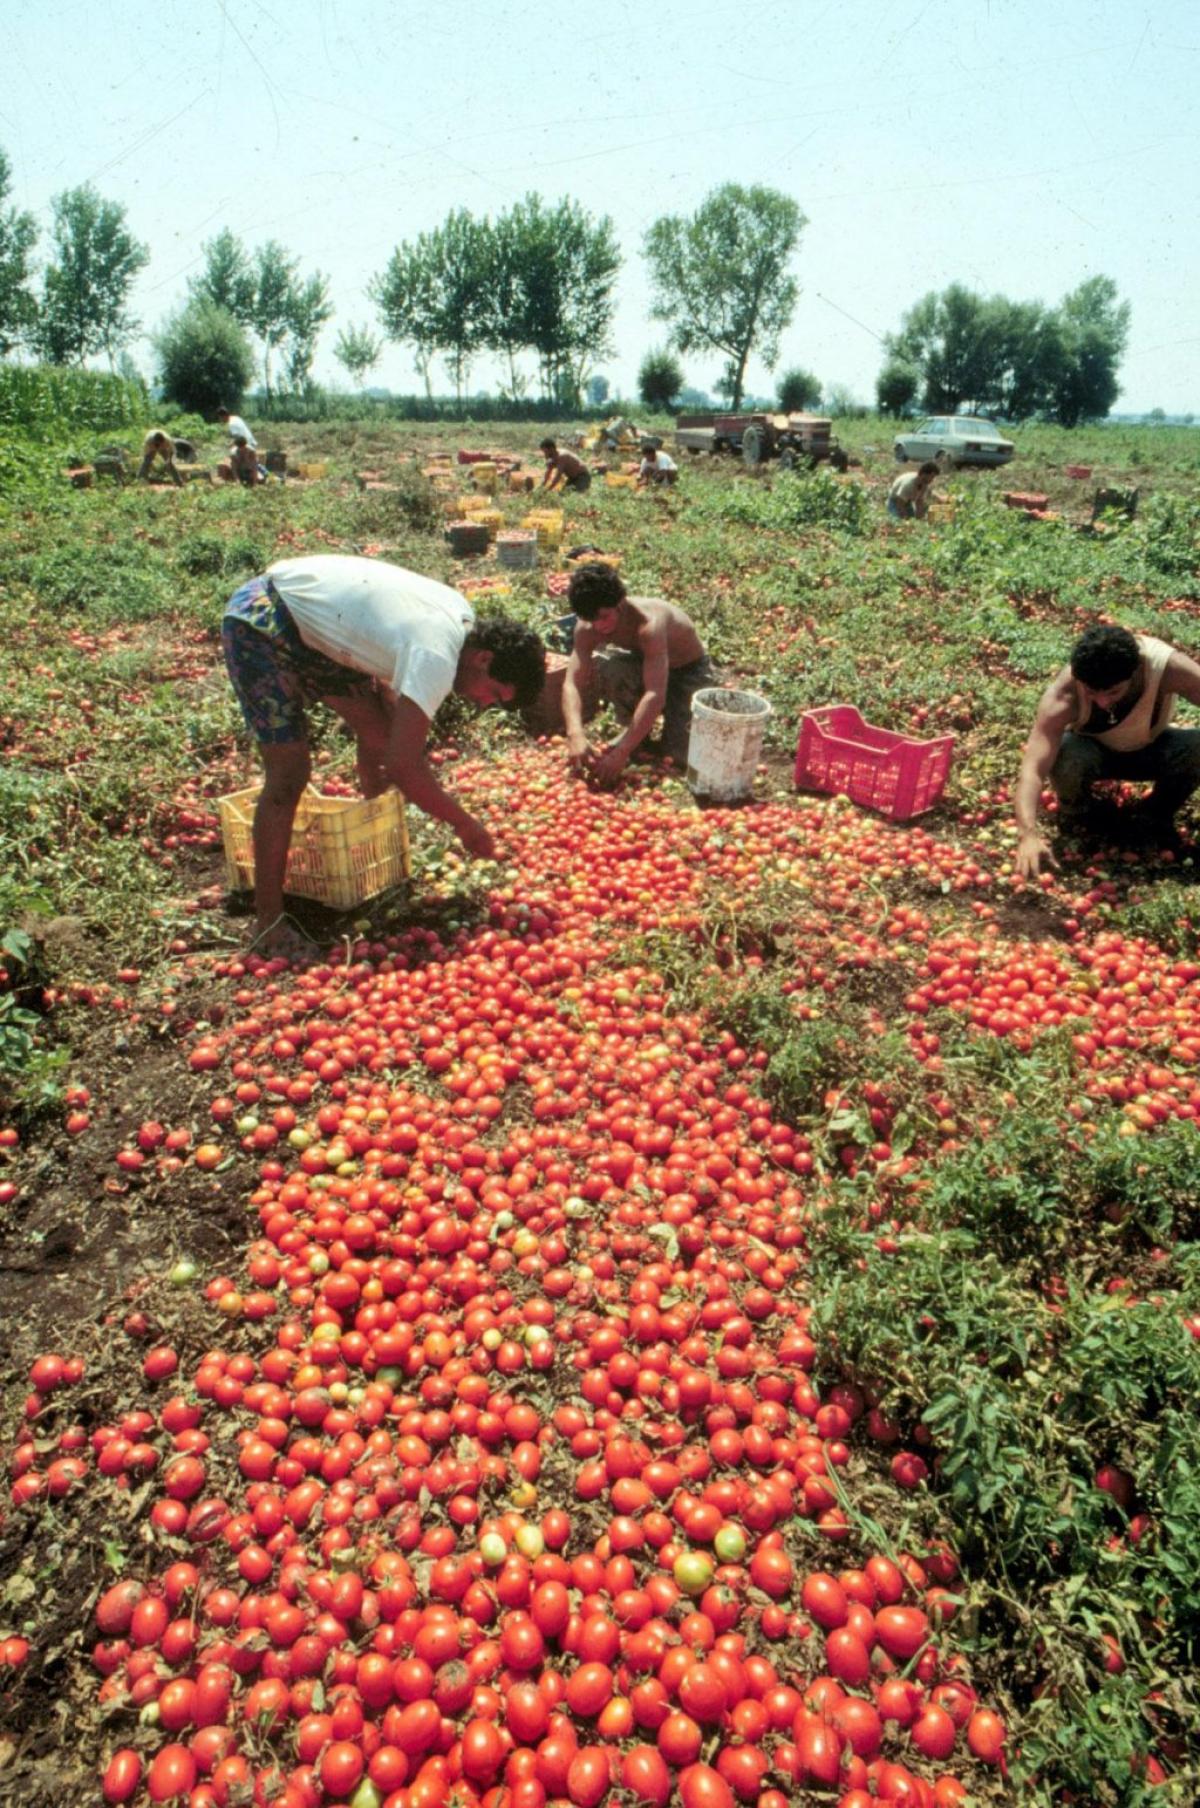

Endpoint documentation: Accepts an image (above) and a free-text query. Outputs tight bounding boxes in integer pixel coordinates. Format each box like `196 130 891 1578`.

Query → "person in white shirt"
222 555 545 954
216 407 256 451
887 461 938 519
637 446 678 488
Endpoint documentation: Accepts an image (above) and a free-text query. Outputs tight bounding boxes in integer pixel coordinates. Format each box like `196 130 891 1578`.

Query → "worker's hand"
566 733 594 774
457 817 497 862
591 743 630 787
1015 831 1056 882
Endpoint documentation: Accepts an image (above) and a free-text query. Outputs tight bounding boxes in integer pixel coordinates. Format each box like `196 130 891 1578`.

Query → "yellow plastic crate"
293 461 328 480
605 472 636 488
218 785 411 911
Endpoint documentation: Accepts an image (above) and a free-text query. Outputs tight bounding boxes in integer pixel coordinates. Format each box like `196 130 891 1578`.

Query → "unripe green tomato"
674 1551 714 1596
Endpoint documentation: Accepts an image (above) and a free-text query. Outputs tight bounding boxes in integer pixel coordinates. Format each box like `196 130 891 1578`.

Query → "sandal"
248 914 319 961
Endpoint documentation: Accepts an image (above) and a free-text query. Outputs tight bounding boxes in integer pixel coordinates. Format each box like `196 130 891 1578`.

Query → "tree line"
1 143 1132 424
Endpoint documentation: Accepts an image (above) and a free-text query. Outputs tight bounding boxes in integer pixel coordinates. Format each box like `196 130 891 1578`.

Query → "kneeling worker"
138 430 183 487
1014 623 1200 879
561 562 717 786
222 554 545 953
539 438 592 493
637 445 679 488
887 460 938 519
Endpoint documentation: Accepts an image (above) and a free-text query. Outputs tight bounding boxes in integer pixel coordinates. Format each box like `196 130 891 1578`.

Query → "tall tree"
1047 276 1130 427
500 195 620 404
0 147 37 356
644 184 805 410
429 208 490 403
34 185 148 368
282 272 334 393
875 357 920 417
245 241 300 401
189 228 256 324
333 322 383 388
371 236 441 399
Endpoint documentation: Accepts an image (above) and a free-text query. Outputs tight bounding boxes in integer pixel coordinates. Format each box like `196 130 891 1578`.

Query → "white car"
893 417 1015 469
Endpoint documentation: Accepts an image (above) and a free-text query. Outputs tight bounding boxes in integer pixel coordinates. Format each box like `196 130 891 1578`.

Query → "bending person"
1014 623 1200 879
561 562 717 785
222 554 544 952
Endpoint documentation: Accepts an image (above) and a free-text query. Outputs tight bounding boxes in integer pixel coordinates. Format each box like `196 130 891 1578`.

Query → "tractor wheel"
742 424 767 469
777 448 797 472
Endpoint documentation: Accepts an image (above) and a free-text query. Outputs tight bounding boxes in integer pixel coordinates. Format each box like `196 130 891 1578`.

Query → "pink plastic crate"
794 706 954 821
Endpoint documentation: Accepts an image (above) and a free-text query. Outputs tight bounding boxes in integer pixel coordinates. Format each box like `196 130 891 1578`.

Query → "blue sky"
3 0 1198 410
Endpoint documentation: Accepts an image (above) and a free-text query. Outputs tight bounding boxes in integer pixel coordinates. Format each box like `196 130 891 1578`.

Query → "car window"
959 419 998 438
921 420 945 435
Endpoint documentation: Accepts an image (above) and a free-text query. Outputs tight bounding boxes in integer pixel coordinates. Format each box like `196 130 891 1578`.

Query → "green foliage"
32 184 148 366
0 144 38 355
0 365 148 439
333 322 383 387
639 348 684 411
644 184 806 410
191 230 332 401
777 366 822 411
886 276 1130 425
374 197 620 408
154 297 254 417
699 464 871 536
1136 490 1200 582
875 356 920 417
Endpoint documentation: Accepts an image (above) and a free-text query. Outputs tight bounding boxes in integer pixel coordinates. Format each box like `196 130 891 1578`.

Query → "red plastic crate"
794 706 954 821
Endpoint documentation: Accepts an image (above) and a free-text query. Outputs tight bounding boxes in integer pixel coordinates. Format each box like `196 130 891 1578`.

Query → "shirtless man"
1014 623 1200 879
539 438 592 494
137 430 183 487
561 562 717 785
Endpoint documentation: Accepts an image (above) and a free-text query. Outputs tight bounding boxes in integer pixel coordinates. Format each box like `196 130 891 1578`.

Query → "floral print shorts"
221 576 373 745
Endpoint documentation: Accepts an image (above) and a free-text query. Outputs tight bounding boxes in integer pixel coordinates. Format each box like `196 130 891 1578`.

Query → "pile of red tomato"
14 744 1199 1804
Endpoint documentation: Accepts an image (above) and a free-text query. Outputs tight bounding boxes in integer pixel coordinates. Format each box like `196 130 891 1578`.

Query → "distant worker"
218 439 265 487
887 460 938 519
137 430 183 488
539 438 592 494
216 406 256 452
561 562 717 785
637 445 678 488
1014 624 1200 878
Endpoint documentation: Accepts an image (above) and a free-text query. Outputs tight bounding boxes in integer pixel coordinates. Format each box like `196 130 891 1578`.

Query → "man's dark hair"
1070 624 1140 688
216 407 231 419
918 460 938 477
567 561 626 620
539 438 557 454
465 617 545 709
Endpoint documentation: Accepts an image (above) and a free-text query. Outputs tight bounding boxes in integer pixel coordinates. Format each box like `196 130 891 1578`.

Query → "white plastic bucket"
686 688 771 802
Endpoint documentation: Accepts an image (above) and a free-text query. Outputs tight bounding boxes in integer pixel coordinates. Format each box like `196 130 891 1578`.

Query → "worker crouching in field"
1015 623 1200 878
887 460 938 519
221 554 545 955
561 562 718 785
637 445 679 488
137 430 183 487
539 438 592 493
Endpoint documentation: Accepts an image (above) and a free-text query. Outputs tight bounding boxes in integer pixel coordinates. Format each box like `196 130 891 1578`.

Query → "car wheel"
935 450 957 472
742 424 766 469
894 445 907 463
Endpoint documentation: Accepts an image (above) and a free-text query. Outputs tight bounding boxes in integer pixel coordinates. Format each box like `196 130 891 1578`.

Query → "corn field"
0 365 149 437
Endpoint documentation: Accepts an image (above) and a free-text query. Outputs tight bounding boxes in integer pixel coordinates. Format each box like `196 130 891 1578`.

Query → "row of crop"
0 365 149 437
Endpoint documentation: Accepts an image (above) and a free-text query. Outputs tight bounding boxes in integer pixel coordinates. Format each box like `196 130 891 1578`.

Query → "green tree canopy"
875 357 920 417
34 185 148 368
371 235 442 399
154 296 254 417
0 147 38 357
189 228 256 323
639 348 684 411
333 323 383 388
497 195 620 405
644 184 806 411
778 366 822 411
884 277 1129 425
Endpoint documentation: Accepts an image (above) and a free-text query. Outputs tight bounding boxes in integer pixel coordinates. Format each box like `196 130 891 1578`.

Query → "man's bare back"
576 595 704 667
